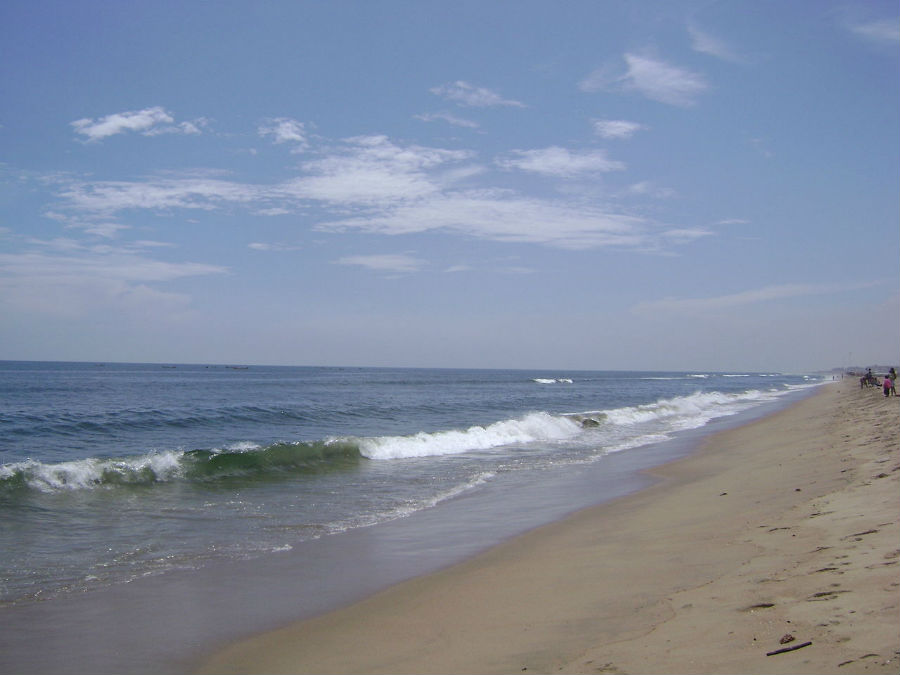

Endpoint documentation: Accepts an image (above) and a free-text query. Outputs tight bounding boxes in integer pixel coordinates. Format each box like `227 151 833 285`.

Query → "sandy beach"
197 381 899 674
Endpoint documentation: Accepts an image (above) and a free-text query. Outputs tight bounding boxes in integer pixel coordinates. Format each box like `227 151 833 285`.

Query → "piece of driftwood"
766 640 812 656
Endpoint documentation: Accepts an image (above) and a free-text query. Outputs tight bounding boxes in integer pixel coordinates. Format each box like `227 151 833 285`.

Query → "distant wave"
1 403 315 440
532 378 573 384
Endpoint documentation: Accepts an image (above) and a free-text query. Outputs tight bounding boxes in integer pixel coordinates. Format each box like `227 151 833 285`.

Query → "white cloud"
50 137 475 232
336 253 425 273
578 63 621 94
278 135 472 206
144 119 208 136
133 240 174 248
319 192 649 250
430 81 526 108
622 54 709 106
496 147 625 176
49 133 699 255
660 228 713 243
849 19 900 44
632 282 881 315
624 181 677 199
71 107 204 141
0 248 226 318
258 117 308 150
248 242 301 252
58 175 263 215
414 112 480 129
747 136 774 158
688 23 742 62
592 119 646 140
581 54 708 107
61 219 131 238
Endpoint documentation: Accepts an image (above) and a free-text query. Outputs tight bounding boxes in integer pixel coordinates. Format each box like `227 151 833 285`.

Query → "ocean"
0 361 824 673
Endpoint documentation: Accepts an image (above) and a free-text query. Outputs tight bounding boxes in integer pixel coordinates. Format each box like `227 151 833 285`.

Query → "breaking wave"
1 385 809 495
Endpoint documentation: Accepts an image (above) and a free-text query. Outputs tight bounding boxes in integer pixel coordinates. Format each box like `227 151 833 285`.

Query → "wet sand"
198 382 899 674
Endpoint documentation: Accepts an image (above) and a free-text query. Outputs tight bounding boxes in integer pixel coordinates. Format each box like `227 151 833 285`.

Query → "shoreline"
197 382 899 674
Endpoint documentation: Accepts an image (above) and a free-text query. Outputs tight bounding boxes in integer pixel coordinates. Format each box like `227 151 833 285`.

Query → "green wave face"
0 440 365 495
182 440 364 481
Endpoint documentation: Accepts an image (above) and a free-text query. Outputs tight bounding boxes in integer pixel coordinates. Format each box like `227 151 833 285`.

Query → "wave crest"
0 440 363 493
356 412 582 460
1 384 809 494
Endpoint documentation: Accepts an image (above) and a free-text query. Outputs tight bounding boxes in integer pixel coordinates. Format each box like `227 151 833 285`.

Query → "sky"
1 0 898 372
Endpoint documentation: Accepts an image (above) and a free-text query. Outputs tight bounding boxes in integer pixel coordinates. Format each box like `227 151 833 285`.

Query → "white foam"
2 451 186 492
319 470 497 536
221 441 261 452
357 412 582 460
604 433 673 453
599 389 780 431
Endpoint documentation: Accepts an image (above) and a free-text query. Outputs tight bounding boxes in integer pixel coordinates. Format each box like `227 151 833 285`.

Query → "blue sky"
1 0 897 371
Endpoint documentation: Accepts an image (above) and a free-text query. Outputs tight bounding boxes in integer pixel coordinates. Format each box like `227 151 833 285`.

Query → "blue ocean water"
0 361 824 611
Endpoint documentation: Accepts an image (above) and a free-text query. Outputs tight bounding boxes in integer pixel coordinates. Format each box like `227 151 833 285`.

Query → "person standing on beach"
889 368 897 396
883 374 893 397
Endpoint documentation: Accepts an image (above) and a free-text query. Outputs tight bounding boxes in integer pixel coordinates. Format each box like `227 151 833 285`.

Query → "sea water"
0 362 824 672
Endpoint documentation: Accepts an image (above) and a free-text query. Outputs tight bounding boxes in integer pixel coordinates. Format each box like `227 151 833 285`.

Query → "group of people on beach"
859 366 897 396
867 366 897 396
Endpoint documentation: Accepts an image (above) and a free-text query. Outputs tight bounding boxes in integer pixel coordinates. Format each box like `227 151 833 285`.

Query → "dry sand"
197 382 899 674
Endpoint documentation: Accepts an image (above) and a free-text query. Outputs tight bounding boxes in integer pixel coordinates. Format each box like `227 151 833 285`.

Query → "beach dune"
198 382 899 674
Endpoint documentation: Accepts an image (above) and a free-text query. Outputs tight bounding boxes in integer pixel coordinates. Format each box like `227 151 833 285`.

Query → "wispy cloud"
144 119 208 137
414 112 480 129
58 175 263 215
688 23 742 62
48 132 702 254
496 147 625 176
849 18 900 45
660 228 713 244
44 211 131 238
592 119 646 140
49 136 473 221
581 54 708 107
335 253 425 274
258 117 309 150
632 282 881 315
0 243 226 318
248 242 302 252
318 192 648 250
623 181 676 199
71 106 205 141
430 81 526 108
280 135 474 206
747 136 774 158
